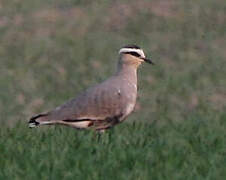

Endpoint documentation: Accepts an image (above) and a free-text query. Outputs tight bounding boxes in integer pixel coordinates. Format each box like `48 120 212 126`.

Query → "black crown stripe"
122 44 141 49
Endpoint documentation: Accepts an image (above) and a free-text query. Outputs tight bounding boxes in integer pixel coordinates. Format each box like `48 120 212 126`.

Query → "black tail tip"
28 113 47 128
28 118 40 128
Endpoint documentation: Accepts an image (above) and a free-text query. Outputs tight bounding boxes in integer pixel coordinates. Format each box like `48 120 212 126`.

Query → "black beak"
142 57 154 65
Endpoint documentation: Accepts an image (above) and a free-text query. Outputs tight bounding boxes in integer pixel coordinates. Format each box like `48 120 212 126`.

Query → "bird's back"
46 74 137 123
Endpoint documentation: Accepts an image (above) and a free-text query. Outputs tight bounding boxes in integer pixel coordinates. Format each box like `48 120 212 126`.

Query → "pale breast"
119 81 137 121
125 103 136 116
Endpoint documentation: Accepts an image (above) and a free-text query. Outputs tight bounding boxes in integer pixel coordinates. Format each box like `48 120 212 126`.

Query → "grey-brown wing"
47 78 125 121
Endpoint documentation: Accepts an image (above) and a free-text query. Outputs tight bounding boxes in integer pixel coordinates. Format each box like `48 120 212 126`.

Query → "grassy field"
1 117 226 180
0 0 226 179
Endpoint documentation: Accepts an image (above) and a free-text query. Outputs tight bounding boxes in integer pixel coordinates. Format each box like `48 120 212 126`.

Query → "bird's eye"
126 52 141 57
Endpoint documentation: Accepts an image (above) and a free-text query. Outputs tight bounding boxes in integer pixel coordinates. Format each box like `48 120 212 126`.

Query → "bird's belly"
61 121 92 129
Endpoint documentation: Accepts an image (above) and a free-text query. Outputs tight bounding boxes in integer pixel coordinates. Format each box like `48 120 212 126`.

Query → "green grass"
0 0 226 179
1 113 226 180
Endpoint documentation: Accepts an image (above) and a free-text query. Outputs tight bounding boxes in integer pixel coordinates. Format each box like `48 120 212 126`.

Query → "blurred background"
0 0 225 126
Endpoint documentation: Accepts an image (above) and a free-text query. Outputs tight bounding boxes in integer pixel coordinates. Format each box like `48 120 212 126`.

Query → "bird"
28 45 154 131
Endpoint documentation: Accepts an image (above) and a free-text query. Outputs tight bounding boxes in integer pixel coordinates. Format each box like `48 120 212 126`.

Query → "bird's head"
118 45 154 67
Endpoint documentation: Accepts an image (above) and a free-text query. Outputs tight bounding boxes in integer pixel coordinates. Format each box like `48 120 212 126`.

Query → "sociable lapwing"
29 45 154 131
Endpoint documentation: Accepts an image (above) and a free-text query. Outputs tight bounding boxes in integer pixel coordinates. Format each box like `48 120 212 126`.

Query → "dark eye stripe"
125 52 141 57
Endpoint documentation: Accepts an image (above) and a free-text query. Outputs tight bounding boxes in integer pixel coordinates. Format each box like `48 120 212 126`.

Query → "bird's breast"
118 80 137 120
